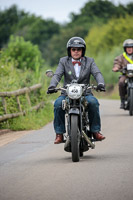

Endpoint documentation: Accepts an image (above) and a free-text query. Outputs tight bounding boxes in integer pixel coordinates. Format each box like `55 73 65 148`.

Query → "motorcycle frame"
65 96 88 140
123 70 133 112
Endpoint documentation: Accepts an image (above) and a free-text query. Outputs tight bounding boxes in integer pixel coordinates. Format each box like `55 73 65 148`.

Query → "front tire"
71 115 80 162
129 88 133 116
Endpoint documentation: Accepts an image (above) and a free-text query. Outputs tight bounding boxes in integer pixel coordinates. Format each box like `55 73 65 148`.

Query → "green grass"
1 102 54 130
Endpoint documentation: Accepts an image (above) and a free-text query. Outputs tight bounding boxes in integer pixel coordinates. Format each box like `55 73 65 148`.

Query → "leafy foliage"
0 35 44 71
0 5 28 48
85 15 133 86
85 15 133 56
14 15 60 61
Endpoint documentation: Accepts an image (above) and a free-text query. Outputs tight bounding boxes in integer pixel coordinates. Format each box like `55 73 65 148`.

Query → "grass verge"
0 101 54 130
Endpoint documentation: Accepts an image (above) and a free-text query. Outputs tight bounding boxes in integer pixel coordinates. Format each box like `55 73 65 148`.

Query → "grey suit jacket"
49 56 105 95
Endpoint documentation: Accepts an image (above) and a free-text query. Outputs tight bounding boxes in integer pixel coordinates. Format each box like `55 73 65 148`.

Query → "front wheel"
71 115 80 162
129 88 133 116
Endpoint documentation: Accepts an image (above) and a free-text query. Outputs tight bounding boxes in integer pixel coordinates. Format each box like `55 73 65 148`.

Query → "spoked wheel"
129 88 133 116
71 115 80 162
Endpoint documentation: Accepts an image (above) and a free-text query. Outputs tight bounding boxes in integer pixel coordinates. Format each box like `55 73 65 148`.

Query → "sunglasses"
71 48 82 52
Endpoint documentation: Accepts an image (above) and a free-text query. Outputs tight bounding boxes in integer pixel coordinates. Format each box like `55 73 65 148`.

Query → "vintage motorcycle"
120 64 133 116
46 70 104 162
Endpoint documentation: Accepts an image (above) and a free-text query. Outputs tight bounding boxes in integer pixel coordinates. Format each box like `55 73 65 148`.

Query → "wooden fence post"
16 96 22 112
0 84 44 122
2 97 7 114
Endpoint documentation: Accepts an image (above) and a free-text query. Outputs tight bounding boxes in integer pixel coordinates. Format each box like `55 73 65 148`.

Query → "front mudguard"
68 108 80 133
68 108 80 115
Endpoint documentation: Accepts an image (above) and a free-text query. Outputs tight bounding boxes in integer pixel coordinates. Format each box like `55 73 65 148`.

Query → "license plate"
127 64 133 70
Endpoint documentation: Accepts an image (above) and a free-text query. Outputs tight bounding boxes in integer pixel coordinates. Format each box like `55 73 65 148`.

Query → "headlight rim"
66 84 83 99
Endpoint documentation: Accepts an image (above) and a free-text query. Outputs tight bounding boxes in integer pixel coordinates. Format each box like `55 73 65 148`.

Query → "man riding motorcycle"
47 37 106 144
112 39 133 109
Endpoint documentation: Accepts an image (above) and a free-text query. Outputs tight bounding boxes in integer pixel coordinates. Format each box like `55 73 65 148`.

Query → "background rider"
112 39 133 109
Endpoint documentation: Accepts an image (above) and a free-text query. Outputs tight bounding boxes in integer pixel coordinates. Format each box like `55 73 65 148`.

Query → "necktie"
72 61 81 66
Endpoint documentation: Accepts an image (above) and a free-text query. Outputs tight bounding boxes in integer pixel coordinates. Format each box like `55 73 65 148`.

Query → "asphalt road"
0 99 133 200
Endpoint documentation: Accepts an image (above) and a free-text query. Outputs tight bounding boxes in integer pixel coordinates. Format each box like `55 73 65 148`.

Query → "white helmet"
123 39 133 52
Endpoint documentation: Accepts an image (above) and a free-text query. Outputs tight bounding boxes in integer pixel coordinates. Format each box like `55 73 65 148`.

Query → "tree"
85 15 133 56
14 15 60 62
126 2 133 15
67 0 128 40
0 5 28 49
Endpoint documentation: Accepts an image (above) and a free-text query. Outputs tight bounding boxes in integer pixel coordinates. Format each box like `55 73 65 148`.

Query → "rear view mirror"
46 70 54 77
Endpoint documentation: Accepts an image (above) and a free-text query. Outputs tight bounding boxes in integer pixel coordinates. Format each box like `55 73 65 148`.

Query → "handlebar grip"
101 88 106 92
47 88 58 94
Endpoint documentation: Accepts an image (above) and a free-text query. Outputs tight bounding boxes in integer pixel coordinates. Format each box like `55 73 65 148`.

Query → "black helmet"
67 37 86 57
123 39 133 52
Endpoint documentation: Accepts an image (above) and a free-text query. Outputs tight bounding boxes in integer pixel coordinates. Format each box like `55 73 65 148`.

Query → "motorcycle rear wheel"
71 115 80 162
129 88 133 116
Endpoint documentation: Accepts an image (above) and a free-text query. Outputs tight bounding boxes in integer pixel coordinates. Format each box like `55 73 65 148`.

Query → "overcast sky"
0 0 132 23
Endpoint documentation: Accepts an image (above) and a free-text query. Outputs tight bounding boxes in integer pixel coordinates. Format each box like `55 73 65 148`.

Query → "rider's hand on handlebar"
47 86 57 94
112 66 119 72
96 84 106 92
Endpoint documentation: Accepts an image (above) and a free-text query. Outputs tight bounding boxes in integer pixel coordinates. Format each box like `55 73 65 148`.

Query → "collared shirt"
72 58 81 78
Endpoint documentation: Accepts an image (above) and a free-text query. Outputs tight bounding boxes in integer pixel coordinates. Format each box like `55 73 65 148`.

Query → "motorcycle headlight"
67 84 83 99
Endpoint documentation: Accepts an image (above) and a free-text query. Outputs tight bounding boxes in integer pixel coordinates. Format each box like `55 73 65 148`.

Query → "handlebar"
55 84 98 91
48 84 105 93
87 85 97 90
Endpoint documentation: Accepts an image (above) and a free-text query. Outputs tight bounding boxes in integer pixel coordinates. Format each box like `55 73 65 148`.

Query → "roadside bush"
0 35 44 71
